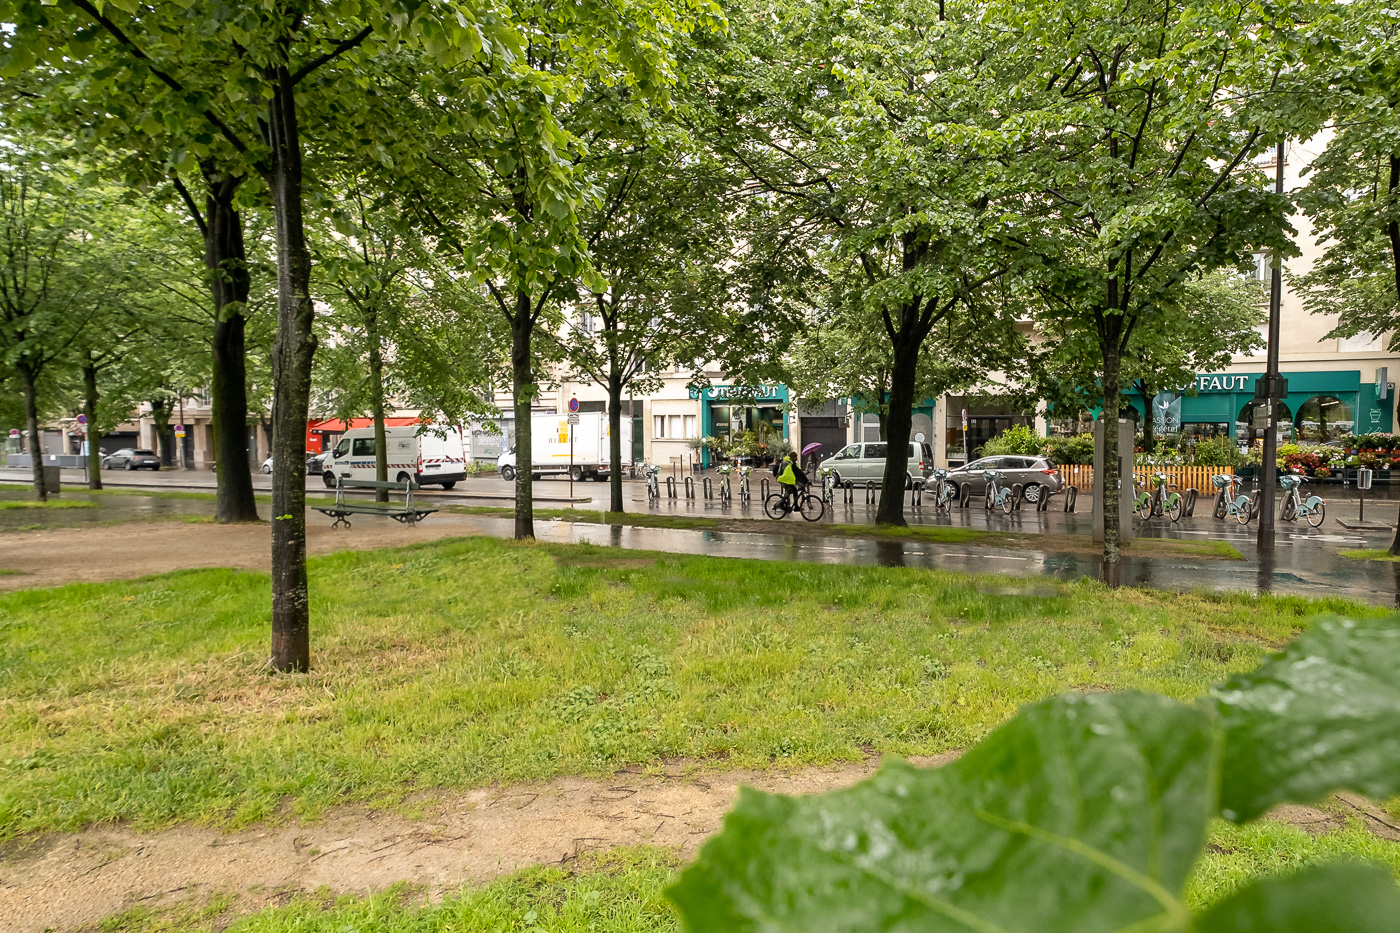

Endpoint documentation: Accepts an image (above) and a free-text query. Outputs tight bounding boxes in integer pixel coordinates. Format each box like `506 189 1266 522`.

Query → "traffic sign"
567 413 580 425
174 423 184 432
8 429 18 437
568 397 580 413
76 414 88 425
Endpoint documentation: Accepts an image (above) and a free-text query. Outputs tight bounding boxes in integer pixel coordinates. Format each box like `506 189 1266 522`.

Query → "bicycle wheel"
764 493 789 520
1213 493 1227 520
1306 501 1326 528
1280 497 1296 522
799 492 825 522
999 492 1013 514
984 490 994 510
1137 495 1153 520
1235 497 1252 525
1165 495 1182 523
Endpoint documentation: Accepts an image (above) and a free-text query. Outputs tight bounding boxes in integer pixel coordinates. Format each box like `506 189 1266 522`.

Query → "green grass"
81 822 1400 932
0 535 1386 840
1339 548 1400 562
0 499 98 510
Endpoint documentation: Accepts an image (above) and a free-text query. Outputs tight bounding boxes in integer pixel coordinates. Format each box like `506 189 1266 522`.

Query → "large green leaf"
1194 862 1400 933
1210 615 1400 823
669 692 1214 933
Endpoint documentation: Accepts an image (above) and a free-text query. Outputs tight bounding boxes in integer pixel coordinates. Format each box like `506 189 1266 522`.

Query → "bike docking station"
1337 467 1390 531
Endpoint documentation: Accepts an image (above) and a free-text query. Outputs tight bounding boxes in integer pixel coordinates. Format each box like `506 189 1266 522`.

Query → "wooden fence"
1055 464 1232 493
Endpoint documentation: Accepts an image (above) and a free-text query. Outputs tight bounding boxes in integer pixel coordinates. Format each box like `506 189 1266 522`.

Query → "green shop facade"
690 384 791 467
1128 369 1394 445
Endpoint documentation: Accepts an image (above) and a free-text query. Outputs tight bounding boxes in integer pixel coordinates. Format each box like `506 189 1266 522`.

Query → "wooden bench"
314 478 437 529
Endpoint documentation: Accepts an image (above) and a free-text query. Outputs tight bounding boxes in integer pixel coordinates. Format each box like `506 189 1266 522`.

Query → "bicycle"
983 470 1014 514
1211 473 1253 525
717 464 733 502
1279 474 1326 527
930 468 956 513
1134 472 1183 522
765 482 825 521
820 466 837 503
738 465 752 503
645 464 660 501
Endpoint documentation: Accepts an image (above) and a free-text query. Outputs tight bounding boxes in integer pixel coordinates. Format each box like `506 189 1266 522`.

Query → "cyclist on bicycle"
776 452 809 508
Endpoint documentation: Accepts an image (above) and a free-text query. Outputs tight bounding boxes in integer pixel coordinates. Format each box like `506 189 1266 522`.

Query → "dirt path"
0 756 954 933
0 512 493 591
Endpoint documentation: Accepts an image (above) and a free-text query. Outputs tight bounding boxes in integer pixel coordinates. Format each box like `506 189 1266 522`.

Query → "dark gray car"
945 455 1062 503
104 448 161 471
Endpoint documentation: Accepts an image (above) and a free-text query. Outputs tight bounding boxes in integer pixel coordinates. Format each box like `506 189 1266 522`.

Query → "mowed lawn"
1 535 1386 839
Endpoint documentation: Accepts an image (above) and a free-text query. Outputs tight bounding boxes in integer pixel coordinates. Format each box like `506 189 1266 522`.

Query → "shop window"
1295 396 1353 442
1234 400 1294 447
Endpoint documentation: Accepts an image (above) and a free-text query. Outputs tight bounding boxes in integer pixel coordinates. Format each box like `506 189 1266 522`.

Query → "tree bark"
18 362 46 502
368 318 389 503
83 360 101 490
266 64 317 674
1137 381 1155 452
205 177 260 523
1101 331 1124 565
608 374 624 514
876 326 920 526
512 297 536 539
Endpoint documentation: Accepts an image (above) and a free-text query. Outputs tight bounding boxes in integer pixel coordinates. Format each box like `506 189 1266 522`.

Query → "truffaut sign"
1190 374 1252 392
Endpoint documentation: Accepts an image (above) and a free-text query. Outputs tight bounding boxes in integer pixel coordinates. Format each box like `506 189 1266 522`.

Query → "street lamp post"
1256 139 1287 559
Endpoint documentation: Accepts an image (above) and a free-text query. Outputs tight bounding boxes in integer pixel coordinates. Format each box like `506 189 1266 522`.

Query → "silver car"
945 456 1063 503
819 441 935 489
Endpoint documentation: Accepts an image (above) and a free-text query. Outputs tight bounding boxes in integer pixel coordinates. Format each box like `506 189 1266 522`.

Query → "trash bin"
41 464 61 495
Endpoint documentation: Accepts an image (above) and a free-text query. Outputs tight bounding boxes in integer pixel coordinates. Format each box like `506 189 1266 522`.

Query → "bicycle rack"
909 483 922 509
1063 485 1078 512
1037 488 1054 511
1183 488 1199 517
1010 483 1024 510
665 476 677 498
960 486 973 509
842 481 855 504
760 478 771 499
865 482 879 504
702 476 713 499
684 476 696 499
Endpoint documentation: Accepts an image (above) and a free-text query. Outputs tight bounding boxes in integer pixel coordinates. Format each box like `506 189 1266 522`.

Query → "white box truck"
319 424 467 489
497 412 630 482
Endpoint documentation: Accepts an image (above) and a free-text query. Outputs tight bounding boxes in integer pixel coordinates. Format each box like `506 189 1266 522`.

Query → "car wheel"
262 464 272 474
570 465 584 482
1021 482 1041 503
440 481 456 490
500 465 516 482
396 471 412 484
124 461 134 471
829 471 842 487
904 473 914 490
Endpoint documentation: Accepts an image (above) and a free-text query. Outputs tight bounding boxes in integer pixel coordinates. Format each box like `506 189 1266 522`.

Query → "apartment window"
1250 253 1270 282
684 415 697 438
653 415 666 438
1339 331 1382 353
668 414 683 439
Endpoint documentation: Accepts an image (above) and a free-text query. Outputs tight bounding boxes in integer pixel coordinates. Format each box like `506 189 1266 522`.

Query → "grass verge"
447 506 1245 559
0 536 1383 838
1339 548 1400 562
0 499 97 510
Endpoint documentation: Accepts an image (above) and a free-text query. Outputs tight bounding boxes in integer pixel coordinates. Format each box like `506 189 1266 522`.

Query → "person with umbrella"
801 442 823 477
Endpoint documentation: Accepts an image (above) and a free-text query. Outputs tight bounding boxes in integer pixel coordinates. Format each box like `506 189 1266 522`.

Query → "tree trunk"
368 322 389 503
18 362 46 502
83 361 101 490
876 329 920 526
1101 338 1123 565
512 299 536 539
1138 382 1155 452
266 65 317 674
149 402 172 465
608 375 624 514
205 178 260 523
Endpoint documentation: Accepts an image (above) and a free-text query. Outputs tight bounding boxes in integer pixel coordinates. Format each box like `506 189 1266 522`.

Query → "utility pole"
1256 139 1287 559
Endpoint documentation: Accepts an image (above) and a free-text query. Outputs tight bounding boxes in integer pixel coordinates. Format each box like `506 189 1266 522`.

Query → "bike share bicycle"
930 468 956 513
1279 474 1326 527
1211 474 1254 525
1134 471 1183 523
645 464 661 501
984 470 1014 514
716 464 733 502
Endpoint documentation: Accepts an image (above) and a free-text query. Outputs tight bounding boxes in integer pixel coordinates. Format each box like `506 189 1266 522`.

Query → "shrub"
1187 435 1241 467
1042 433 1094 465
979 424 1045 457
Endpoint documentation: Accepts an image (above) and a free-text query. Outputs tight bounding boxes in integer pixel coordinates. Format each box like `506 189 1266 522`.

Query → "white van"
320 424 467 489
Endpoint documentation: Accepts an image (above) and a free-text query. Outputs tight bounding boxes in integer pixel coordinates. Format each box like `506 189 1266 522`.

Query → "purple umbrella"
801 442 823 455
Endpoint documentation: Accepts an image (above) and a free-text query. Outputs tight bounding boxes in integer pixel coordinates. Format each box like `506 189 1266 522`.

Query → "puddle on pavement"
0 489 211 531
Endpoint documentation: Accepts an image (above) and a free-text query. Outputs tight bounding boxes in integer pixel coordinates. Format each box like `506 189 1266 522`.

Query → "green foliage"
669 615 1400 932
977 424 1045 458
1042 433 1095 465
1189 436 1243 468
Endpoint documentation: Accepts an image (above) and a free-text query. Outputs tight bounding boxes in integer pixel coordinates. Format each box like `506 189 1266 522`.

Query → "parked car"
261 456 274 474
944 455 1063 503
818 441 935 489
103 448 161 471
